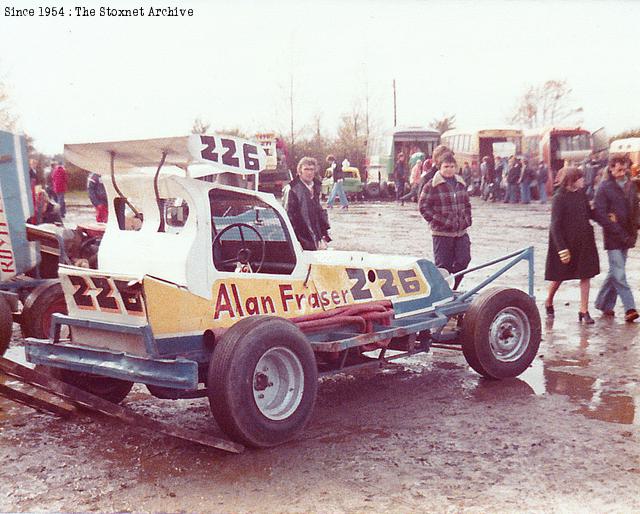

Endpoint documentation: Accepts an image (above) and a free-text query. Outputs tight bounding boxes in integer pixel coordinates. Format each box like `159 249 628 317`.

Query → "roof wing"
64 134 267 176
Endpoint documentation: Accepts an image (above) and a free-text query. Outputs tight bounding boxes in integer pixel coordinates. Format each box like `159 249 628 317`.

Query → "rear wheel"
207 316 318 448
21 282 67 339
0 296 13 356
462 287 541 379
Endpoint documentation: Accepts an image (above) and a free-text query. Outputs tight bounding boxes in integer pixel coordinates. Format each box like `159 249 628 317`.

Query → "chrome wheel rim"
253 347 304 420
488 307 530 362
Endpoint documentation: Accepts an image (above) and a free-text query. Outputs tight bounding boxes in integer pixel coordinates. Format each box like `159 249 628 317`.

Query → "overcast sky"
1 0 638 155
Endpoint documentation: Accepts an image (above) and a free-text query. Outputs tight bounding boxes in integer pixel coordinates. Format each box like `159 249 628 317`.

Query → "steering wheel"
212 222 265 273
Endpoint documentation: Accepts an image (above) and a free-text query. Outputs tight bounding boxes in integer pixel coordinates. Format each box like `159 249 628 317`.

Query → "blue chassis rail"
25 247 535 390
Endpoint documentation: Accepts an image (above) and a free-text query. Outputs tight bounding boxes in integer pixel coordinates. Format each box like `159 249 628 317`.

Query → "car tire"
0 296 13 356
207 316 318 448
462 287 541 379
365 183 380 199
21 282 67 339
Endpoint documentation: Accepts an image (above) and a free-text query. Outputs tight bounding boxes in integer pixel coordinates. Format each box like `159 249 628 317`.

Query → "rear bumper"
25 313 199 390
25 339 199 389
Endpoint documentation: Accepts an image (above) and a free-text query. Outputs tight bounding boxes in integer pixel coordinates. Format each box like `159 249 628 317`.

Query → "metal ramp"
0 357 244 454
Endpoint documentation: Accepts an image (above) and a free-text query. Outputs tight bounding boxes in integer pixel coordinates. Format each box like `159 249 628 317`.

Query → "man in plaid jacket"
418 152 472 289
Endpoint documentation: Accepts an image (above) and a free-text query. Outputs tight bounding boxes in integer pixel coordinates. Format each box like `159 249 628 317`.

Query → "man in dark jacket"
506 157 521 203
519 159 534 204
286 157 331 251
537 161 549 204
583 159 597 200
394 152 407 204
593 155 639 322
87 172 108 222
419 153 472 289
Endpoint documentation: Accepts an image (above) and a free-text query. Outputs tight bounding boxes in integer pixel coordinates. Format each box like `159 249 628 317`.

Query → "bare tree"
191 117 210 134
610 127 640 141
0 78 17 131
334 105 367 170
292 118 331 173
431 114 456 134
509 80 583 128
312 113 322 139
219 127 248 138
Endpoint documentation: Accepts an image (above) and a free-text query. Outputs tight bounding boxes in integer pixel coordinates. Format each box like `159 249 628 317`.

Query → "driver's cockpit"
209 189 297 275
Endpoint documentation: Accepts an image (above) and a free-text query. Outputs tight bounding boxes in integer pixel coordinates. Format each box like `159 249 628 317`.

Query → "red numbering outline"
68 275 144 316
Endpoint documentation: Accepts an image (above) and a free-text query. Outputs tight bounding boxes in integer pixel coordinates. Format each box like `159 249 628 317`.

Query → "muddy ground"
1 198 639 513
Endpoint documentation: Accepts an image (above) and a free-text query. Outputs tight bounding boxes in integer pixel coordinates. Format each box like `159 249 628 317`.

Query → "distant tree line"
508 79 583 128
609 128 640 142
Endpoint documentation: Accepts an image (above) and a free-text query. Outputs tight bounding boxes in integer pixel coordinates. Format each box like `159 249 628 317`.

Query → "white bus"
440 127 523 170
610 137 640 167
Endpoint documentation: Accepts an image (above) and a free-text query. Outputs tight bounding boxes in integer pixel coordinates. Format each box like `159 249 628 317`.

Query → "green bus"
365 127 440 198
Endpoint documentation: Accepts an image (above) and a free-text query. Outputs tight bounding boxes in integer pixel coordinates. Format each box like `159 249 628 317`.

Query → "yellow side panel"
144 262 431 336
143 276 213 336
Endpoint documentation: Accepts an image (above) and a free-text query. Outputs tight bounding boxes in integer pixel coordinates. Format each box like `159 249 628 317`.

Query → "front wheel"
207 316 318 448
462 287 541 379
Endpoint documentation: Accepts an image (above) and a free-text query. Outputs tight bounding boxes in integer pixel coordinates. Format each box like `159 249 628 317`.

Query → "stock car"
25 133 541 449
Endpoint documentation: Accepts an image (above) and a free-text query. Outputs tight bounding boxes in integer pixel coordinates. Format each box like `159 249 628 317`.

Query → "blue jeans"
538 182 547 204
395 180 405 201
505 184 518 203
595 249 636 312
520 182 531 204
327 180 348 207
57 192 66 218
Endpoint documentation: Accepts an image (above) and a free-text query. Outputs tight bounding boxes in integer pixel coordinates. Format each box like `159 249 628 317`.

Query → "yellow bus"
440 127 523 169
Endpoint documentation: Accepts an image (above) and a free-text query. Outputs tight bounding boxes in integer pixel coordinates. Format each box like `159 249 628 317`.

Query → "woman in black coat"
544 167 600 323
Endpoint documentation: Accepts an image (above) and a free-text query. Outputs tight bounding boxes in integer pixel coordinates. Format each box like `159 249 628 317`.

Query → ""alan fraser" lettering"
213 283 350 319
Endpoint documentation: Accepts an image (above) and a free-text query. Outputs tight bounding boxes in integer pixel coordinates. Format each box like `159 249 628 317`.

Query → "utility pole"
393 79 397 127
365 78 370 151
289 72 294 150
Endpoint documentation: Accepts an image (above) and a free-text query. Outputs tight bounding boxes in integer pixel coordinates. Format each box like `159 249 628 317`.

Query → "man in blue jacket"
593 155 640 322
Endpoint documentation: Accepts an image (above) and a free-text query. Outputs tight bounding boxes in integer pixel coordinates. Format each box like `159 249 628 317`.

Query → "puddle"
515 326 639 425
382 329 639 426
